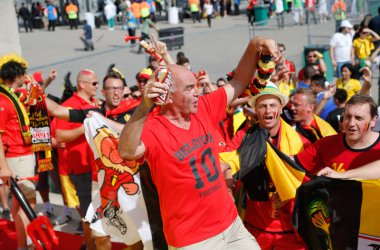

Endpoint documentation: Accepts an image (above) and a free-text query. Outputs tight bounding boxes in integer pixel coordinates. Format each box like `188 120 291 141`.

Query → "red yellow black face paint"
274 111 278 120
364 122 369 132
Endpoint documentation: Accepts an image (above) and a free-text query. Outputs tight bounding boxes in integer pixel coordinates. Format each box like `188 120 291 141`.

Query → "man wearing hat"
329 19 355 78
220 82 310 249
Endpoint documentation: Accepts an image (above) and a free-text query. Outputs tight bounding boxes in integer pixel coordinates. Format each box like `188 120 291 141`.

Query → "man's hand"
48 69 57 81
323 83 336 100
0 164 12 187
360 66 372 83
142 73 170 108
252 37 279 59
317 167 347 179
150 34 168 57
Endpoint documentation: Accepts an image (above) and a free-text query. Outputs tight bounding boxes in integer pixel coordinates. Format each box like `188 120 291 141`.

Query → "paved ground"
21 12 353 98
3 10 379 238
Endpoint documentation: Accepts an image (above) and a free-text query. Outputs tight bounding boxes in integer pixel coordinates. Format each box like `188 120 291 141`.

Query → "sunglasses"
105 86 124 92
307 55 317 58
138 79 148 83
361 32 369 35
82 81 99 86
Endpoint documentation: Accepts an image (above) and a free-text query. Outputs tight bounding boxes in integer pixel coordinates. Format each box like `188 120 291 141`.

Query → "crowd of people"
1 4 380 250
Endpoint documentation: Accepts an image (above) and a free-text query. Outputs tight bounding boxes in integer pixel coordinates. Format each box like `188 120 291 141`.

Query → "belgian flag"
293 176 380 250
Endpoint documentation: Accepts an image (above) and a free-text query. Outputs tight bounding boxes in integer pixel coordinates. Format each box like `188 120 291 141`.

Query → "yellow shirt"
278 79 295 97
336 78 361 100
352 36 375 59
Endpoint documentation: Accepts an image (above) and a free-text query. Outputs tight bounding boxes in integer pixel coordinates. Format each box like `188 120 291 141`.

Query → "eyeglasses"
82 81 99 86
105 86 124 92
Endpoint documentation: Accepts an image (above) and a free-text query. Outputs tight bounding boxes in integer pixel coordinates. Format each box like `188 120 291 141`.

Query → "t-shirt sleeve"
330 34 337 47
0 101 9 133
201 87 227 125
294 139 324 174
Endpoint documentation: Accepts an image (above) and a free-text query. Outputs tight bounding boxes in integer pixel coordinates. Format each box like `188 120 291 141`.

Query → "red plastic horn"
124 35 141 43
10 178 59 250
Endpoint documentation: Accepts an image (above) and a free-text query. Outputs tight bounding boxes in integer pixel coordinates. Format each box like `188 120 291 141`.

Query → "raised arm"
359 67 372 96
45 97 70 121
224 37 278 105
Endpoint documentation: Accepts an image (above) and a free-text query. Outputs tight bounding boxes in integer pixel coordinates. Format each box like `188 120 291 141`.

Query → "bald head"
77 69 96 83
167 64 196 91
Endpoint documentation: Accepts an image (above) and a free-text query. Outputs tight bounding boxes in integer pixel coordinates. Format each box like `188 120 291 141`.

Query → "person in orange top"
189 0 201 23
130 0 141 29
65 1 78 29
332 0 346 32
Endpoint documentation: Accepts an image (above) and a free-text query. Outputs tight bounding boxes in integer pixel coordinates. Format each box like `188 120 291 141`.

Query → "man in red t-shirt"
0 56 36 249
295 94 380 175
55 69 99 249
290 88 336 143
221 83 309 250
118 37 277 249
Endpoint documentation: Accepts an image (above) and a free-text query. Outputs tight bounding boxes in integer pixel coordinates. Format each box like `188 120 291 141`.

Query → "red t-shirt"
0 92 33 157
55 93 95 175
296 133 380 174
141 88 237 247
224 122 310 233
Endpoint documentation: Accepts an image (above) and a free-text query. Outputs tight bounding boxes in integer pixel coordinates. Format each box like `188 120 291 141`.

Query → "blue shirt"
297 81 311 89
83 24 92 39
317 92 336 120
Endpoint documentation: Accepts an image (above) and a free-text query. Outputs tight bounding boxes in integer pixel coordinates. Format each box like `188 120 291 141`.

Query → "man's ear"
101 89 106 97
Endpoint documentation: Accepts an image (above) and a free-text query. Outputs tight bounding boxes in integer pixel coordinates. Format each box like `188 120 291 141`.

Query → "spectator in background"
104 0 117 31
329 20 355 78
332 0 346 32
278 43 296 84
80 20 94 51
335 63 361 100
304 0 317 25
65 1 78 29
326 88 347 132
298 50 327 82
310 74 336 120
44 1 58 31
368 7 380 48
125 5 137 46
274 0 285 29
18 3 33 32
130 0 141 29
352 27 380 68
204 0 214 28
293 0 303 25
318 0 328 23
177 57 191 70
247 0 258 25
216 77 227 88
189 0 201 23
297 65 316 89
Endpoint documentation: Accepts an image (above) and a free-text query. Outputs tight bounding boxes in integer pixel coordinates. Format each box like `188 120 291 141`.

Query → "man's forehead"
345 103 371 114
256 95 281 105
105 77 123 86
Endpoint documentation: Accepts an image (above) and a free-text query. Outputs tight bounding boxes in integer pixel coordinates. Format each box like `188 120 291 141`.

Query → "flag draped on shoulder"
293 176 380 250
219 119 306 202
84 112 154 249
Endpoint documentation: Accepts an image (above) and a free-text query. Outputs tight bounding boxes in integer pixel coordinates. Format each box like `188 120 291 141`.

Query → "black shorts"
68 171 92 218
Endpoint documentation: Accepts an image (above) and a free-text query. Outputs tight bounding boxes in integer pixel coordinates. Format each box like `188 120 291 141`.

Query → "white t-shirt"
204 4 213 15
330 32 353 62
